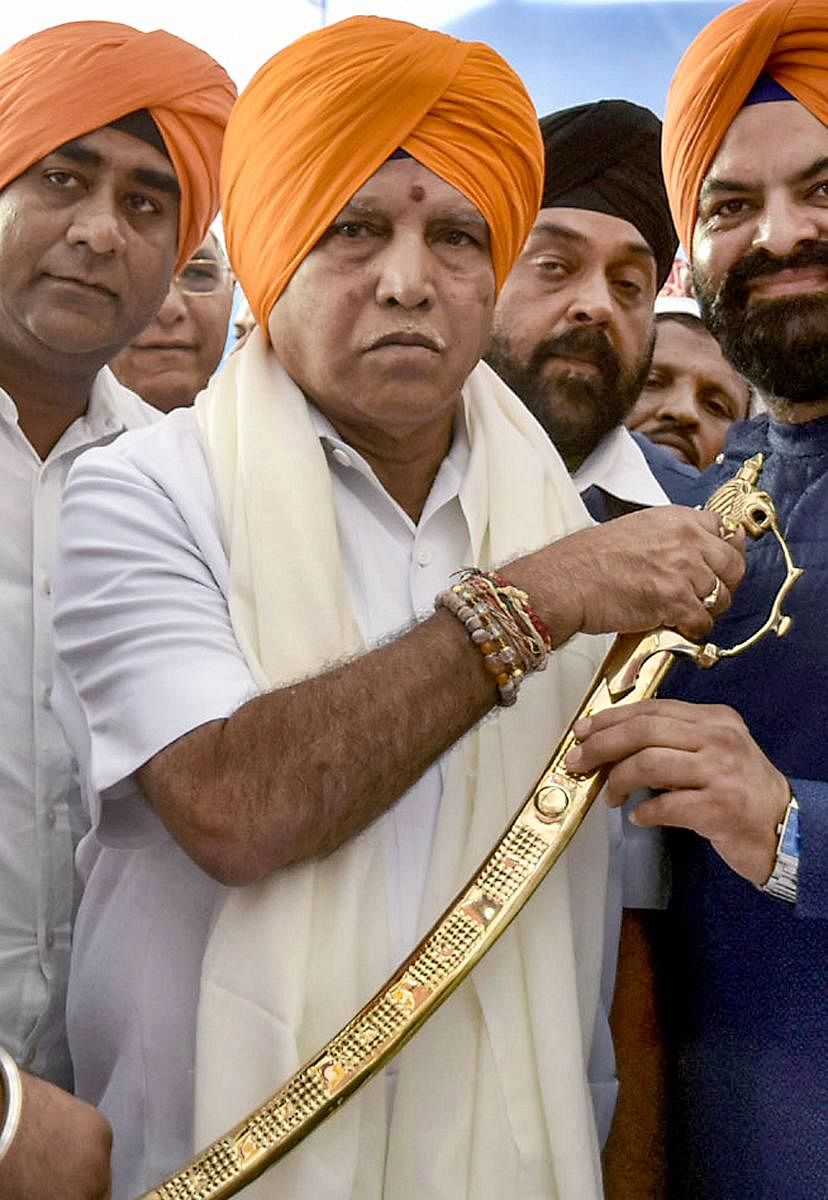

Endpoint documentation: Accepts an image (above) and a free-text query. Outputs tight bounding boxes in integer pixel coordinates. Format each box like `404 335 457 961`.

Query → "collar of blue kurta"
725 411 828 461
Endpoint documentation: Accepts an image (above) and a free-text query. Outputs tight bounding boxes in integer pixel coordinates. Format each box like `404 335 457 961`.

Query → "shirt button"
41 575 52 596
715 453 725 465
416 547 433 567
331 448 351 467
45 929 55 950
41 687 52 709
46 807 57 828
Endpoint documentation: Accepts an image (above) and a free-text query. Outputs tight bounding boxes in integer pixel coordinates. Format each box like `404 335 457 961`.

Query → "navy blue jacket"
660 414 828 1199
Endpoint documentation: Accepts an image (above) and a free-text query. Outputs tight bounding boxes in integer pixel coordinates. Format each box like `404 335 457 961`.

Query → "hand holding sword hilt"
600 453 803 701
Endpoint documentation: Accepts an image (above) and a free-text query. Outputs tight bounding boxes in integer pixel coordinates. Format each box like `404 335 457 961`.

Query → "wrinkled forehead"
38 124 176 175
40 108 170 166
701 99 828 195
338 155 486 224
654 318 751 404
530 205 655 261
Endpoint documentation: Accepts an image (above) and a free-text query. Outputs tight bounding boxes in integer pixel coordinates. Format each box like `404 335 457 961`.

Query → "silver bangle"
0 1046 22 1165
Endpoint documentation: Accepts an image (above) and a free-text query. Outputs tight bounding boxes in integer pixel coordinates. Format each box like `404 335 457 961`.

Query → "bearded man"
0 21 234 1199
52 17 743 1200
572 1 828 1196
487 100 699 522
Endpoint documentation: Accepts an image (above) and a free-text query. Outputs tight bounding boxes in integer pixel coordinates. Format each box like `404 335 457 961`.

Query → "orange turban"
221 16 543 327
663 0 828 255
0 21 236 269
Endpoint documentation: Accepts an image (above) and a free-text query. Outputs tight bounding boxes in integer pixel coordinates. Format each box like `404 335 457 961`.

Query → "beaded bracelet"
457 569 552 670
436 567 551 706
436 585 524 706
0 1045 22 1166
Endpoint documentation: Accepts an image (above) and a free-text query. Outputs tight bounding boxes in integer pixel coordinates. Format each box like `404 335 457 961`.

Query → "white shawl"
193 330 609 1199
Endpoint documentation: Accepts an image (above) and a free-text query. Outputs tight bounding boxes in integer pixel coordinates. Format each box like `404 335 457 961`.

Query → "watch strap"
760 793 799 903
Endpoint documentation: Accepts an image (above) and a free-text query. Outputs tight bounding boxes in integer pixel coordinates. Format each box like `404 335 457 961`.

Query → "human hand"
0 1073 112 1199
566 698 790 885
507 506 745 647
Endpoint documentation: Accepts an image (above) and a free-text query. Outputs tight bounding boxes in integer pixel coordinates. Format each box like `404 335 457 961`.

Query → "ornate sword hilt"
699 453 803 659
138 453 802 1200
600 453 803 701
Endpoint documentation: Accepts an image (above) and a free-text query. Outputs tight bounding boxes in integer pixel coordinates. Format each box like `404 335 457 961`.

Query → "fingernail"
567 746 583 767
573 717 591 737
628 810 640 826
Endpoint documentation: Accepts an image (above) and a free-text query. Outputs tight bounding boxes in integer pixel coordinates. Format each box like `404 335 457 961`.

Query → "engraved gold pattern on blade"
139 454 801 1200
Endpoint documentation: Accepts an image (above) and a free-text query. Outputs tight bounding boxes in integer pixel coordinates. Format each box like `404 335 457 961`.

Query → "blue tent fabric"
446 1 731 116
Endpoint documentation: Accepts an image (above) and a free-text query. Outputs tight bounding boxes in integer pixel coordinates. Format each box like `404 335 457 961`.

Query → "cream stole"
193 330 609 1199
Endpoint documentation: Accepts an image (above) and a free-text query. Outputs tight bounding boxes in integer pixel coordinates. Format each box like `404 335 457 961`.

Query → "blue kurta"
660 413 828 1198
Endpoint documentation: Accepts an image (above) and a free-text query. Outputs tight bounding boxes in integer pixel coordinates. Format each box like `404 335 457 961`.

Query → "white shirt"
54 405 620 1196
573 425 669 508
53 405 480 1196
0 368 158 1087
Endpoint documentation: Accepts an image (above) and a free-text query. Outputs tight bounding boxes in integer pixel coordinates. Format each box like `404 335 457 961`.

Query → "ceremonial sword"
140 453 802 1200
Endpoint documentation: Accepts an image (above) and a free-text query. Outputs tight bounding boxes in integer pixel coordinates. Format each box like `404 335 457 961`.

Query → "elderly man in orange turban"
573 2 828 1197
0 20 234 1200
52 16 742 1200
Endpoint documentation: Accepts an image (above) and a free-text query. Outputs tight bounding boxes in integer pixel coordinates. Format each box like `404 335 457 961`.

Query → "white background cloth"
0 369 156 1087
56 402 566 1196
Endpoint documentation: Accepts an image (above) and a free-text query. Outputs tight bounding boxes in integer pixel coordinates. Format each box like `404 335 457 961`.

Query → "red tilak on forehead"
410 185 425 202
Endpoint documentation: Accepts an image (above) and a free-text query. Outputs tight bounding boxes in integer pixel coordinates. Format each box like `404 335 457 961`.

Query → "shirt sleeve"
621 792 671 910
792 777 828 920
53 422 258 819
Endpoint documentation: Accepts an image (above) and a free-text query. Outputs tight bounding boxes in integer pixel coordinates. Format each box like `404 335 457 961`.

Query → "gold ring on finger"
702 577 722 610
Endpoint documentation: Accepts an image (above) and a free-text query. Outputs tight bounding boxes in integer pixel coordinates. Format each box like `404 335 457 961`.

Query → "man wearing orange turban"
0 20 234 1199
573 2 828 1197
52 17 742 1199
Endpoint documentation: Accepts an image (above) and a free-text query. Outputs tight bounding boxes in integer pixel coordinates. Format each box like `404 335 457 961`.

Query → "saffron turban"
0 21 237 268
539 100 677 288
663 0 828 255
221 16 543 327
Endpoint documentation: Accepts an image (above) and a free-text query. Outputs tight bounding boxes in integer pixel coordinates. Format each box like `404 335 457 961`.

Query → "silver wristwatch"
760 794 799 903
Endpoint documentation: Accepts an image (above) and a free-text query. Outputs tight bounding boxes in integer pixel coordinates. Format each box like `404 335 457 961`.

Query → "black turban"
539 99 677 289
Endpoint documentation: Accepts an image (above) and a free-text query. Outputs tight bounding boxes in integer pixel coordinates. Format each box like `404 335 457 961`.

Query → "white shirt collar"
572 425 669 507
0 366 153 461
80 366 136 440
307 400 471 528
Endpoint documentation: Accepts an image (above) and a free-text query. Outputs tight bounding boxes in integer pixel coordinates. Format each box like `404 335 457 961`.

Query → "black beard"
694 242 828 406
486 325 654 470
